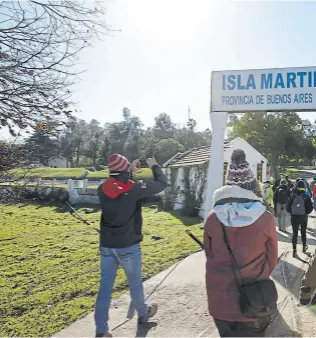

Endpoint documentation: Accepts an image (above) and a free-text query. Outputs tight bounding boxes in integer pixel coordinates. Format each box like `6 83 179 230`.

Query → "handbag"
220 223 278 318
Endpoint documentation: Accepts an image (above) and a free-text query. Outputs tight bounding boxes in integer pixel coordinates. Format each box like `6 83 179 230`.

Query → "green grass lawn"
10 167 153 181
0 203 203 337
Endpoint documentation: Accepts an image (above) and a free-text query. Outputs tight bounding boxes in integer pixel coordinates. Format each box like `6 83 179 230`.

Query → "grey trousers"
276 203 287 231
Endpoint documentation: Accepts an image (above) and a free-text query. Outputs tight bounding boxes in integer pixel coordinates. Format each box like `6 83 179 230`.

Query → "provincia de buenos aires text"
220 71 316 106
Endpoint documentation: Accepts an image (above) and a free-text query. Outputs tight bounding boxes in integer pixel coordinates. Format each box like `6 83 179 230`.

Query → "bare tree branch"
0 0 109 135
0 138 39 203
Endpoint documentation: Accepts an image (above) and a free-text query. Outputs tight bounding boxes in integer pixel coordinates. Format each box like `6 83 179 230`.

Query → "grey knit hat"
226 149 257 193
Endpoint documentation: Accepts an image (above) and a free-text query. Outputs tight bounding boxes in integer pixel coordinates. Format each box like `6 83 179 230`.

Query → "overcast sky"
2 0 316 139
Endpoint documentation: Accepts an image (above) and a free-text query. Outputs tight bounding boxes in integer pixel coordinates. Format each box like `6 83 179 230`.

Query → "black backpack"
276 186 289 204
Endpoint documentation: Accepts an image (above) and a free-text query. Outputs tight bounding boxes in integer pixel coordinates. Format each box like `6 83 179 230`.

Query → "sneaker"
303 245 308 253
138 303 158 324
95 332 113 337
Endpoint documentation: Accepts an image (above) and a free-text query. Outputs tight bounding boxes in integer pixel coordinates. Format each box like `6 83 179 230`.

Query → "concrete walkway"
55 219 316 337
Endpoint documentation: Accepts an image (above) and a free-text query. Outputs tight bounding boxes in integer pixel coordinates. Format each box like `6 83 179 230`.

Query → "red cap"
107 153 130 172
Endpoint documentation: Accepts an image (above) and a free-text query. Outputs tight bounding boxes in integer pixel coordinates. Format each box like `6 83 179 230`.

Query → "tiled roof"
168 142 230 168
162 152 183 167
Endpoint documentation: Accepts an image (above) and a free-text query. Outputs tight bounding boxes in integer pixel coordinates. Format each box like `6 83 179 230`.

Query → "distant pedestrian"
287 179 294 191
263 181 274 208
286 180 313 257
273 179 290 232
312 178 316 200
272 179 280 193
94 154 167 337
292 178 301 193
303 178 310 189
313 183 316 201
302 179 312 198
204 149 278 337
310 177 316 194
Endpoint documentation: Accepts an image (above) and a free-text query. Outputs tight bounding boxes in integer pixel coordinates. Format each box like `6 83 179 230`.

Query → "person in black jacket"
272 179 280 193
273 179 290 232
286 180 313 257
94 154 167 337
287 179 294 192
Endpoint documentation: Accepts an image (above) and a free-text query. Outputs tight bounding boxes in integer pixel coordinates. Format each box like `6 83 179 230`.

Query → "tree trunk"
93 150 97 166
76 143 81 167
271 152 279 179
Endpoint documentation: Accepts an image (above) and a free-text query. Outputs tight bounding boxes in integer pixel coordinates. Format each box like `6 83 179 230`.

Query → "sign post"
204 66 316 223
204 111 228 221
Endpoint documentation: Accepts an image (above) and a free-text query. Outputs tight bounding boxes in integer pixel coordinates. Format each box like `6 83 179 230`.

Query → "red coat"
313 184 316 199
204 210 278 322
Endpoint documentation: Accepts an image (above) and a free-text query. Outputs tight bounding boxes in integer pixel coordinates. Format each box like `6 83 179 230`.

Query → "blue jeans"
94 244 148 333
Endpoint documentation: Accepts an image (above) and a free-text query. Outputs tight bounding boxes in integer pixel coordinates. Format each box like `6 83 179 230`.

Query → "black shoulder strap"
220 223 242 290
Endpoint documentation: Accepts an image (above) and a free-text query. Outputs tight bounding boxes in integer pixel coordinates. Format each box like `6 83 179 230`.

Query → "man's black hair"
109 171 132 183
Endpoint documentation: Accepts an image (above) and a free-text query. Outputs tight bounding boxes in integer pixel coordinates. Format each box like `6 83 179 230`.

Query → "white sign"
211 66 316 112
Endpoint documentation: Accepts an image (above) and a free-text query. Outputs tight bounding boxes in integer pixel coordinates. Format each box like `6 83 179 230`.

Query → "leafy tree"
25 132 57 166
153 113 175 139
299 120 316 165
187 118 197 131
102 109 143 161
229 112 309 177
121 108 143 160
154 138 185 164
99 133 111 166
84 119 104 166
175 120 211 150
71 120 89 167
58 118 78 167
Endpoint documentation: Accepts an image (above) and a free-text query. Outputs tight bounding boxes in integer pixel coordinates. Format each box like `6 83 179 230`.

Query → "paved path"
55 218 316 337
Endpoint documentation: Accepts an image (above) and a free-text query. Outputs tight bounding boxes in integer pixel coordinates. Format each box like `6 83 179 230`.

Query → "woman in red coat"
204 149 278 337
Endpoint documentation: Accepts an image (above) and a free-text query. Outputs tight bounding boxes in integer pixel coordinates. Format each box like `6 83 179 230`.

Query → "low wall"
1 179 100 205
69 191 99 204
66 179 99 204
3 178 163 205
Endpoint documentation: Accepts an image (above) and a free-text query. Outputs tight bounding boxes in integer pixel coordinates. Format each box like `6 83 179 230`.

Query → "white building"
47 157 69 168
164 137 268 218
